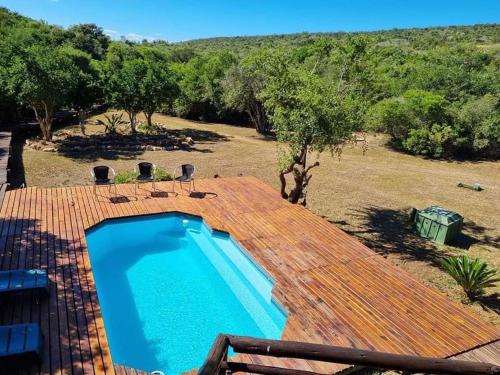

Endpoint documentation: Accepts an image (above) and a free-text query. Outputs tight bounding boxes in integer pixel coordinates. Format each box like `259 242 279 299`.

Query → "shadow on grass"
328 205 499 313
329 206 447 269
56 128 229 162
475 293 500 315
8 131 26 188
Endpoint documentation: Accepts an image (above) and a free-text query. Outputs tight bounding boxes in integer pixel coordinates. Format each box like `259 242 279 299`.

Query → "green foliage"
365 89 455 157
95 113 126 134
365 98 412 141
114 169 137 184
66 23 109 60
222 50 272 133
0 27 83 139
114 168 172 184
155 168 173 182
102 52 146 132
101 44 179 131
403 124 455 158
259 39 363 203
441 256 499 300
140 50 179 125
450 94 500 156
0 6 498 159
173 51 236 121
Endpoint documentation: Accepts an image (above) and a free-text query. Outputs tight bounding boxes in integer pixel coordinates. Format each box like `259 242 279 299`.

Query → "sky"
0 0 498 42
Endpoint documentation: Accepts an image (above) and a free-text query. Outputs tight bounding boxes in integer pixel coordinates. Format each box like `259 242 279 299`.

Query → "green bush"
441 255 499 301
403 123 455 158
114 168 172 184
155 168 173 182
365 90 458 157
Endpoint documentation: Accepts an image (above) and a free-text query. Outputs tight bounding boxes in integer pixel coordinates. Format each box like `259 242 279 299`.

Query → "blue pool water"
85 213 287 374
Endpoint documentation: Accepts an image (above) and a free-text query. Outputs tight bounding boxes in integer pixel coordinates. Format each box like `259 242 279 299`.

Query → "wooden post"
198 335 229 375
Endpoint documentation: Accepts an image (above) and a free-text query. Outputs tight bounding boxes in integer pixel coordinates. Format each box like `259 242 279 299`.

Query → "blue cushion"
0 323 43 358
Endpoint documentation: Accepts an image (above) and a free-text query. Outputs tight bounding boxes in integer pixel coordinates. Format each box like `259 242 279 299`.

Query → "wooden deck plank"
0 176 498 375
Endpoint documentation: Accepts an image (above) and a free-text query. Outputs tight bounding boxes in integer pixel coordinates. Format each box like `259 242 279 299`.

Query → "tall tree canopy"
0 6 498 161
260 38 367 204
0 26 83 140
66 23 110 60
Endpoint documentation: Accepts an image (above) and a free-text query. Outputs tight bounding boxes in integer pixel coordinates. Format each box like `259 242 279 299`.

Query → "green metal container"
414 206 463 245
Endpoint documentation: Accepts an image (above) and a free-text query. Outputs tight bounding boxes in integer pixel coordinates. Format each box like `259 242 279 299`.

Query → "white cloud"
104 29 118 37
124 32 159 42
104 28 160 42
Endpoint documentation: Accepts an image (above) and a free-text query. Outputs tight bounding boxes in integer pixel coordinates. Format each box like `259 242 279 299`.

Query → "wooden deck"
0 176 498 374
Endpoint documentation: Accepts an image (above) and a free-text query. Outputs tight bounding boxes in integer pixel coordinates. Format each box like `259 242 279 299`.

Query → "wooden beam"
198 334 229 375
227 336 500 375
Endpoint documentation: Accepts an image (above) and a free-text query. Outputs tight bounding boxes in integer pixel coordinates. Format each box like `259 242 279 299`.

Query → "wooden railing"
198 335 500 375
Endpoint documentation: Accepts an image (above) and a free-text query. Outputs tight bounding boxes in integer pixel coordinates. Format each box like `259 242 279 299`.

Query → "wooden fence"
198 335 500 375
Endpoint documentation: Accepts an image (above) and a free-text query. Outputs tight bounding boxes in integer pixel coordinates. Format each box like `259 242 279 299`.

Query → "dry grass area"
20 112 500 325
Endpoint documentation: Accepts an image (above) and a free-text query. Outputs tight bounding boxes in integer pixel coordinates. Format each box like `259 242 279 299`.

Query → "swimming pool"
85 213 287 374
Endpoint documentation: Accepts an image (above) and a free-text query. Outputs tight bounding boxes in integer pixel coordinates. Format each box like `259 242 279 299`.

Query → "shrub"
364 90 457 157
114 170 136 184
95 113 126 134
114 168 172 184
155 168 173 182
403 123 455 158
441 256 499 301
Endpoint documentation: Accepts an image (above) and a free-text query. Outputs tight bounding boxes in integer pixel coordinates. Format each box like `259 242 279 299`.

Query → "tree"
260 46 361 204
102 43 145 132
66 24 110 60
365 98 413 144
450 94 500 157
365 89 453 157
1 28 80 140
173 51 236 121
222 52 271 134
67 49 103 135
103 44 179 131
140 53 179 127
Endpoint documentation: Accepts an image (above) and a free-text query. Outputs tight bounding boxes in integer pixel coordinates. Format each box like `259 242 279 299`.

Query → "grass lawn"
19 112 500 325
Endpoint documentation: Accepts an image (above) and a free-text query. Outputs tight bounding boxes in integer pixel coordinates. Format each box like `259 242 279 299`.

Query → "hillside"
170 24 500 55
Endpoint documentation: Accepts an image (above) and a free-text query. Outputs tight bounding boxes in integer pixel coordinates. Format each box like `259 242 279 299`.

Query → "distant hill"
171 24 500 55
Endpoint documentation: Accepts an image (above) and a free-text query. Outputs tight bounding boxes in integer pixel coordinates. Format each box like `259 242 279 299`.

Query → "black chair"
173 164 195 194
91 166 116 195
135 162 156 193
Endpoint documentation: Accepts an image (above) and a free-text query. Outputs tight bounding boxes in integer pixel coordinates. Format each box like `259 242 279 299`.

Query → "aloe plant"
96 113 126 134
441 256 499 300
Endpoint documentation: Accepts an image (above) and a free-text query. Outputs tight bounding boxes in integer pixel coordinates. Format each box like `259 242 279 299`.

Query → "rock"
42 147 56 152
185 137 195 145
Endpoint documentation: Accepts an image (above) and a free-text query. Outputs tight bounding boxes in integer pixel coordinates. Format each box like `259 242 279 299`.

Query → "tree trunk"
145 112 153 128
127 111 137 133
78 109 87 136
278 146 320 205
32 103 54 141
249 101 271 134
